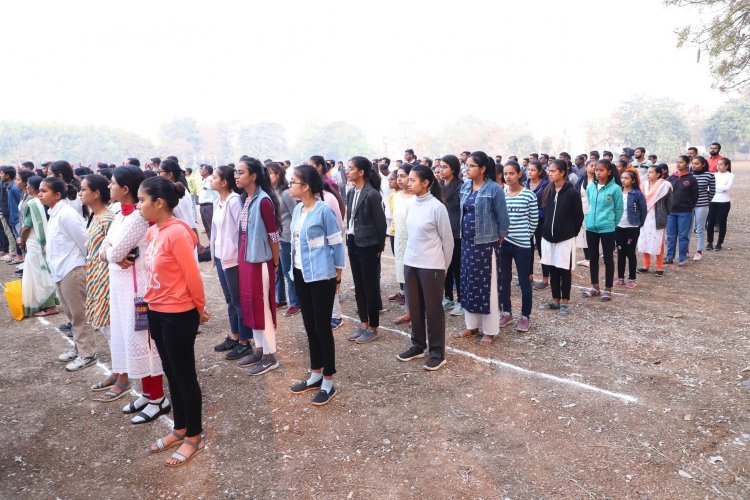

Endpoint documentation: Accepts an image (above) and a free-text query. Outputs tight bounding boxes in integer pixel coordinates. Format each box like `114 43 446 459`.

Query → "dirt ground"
1 165 749 499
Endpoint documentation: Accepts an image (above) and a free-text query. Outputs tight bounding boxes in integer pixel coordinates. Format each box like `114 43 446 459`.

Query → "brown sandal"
478 334 495 347
394 315 411 326
453 328 478 339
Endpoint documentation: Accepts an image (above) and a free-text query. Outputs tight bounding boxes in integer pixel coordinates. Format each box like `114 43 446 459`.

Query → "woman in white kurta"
99 166 168 425
637 165 672 273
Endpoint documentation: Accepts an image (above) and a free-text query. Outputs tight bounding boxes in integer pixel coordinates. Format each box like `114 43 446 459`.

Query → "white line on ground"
343 315 639 405
37 317 175 427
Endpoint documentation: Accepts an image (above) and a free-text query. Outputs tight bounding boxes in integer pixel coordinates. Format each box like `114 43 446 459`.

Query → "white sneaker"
450 303 464 316
693 251 702 261
58 349 77 362
576 259 590 267
442 298 455 310
65 355 98 372
0 255 12 262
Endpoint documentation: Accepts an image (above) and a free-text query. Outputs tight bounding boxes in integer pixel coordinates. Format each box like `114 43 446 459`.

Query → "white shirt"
618 193 637 228
347 188 362 236
213 199 226 257
292 209 308 270
198 177 218 205
46 202 87 283
174 194 197 228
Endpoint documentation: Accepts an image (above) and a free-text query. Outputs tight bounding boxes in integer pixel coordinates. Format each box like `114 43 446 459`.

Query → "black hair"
22 161 34 170
74 167 89 178
677 155 691 167
410 165 443 202
28 176 44 192
98 168 113 181
421 157 433 168
165 155 178 162
404 148 415 156
635 147 646 155
310 155 328 173
160 159 191 193
150 157 161 166
140 176 185 211
687 147 698 153
201 164 214 175
1 166 16 181
381 157 391 166
620 169 640 191
616 159 629 170
589 151 600 160
143 170 157 178
82 174 112 204
293 164 325 196
185 167 193 175
503 161 522 184
711 142 721 150
350 156 381 191
718 157 732 172
17 170 34 184
526 160 548 180
649 164 665 177
238 157 282 230
541 159 569 209
214 165 239 193
539 153 549 161
440 154 461 179
596 159 618 185
50 160 81 196
468 151 496 182
127 158 141 167
692 155 709 173
41 177 75 202
266 162 289 192
113 166 145 203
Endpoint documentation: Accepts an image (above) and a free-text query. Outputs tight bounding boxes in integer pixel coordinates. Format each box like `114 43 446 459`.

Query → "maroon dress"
239 197 278 330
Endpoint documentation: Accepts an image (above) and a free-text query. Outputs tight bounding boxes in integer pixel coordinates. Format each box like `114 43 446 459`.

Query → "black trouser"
549 266 572 301
199 203 213 241
706 201 730 246
293 268 337 376
530 217 549 278
147 308 202 437
586 230 616 288
347 236 381 328
0 214 8 253
443 238 461 302
615 226 640 280
404 265 446 360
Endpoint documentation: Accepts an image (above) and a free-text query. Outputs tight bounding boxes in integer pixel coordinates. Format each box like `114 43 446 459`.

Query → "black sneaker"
423 356 447 371
396 345 425 361
636 268 649 274
290 378 323 394
213 336 238 352
654 270 664 277
706 243 714 251
312 386 336 406
715 244 722 251
58 322 72 332
225 343 253 360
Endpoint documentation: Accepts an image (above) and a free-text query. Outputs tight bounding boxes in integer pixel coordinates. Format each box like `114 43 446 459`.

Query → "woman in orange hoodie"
138 176 209 468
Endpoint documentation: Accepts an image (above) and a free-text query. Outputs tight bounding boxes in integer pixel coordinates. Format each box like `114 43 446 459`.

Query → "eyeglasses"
289 181 307 186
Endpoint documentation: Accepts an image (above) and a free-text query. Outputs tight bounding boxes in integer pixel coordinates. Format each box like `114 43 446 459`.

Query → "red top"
707 154 724 173
144 216 206 315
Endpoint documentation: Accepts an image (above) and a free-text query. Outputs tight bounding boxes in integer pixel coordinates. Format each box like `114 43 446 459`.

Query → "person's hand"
197 243 205 254
99 248 109 263
200 310 211 325
116 257 134 269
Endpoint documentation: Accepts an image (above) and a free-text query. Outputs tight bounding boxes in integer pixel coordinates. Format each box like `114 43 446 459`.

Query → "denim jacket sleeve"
612 186 624 227
492 185 510 239
636 191 647 227
322 205 345 270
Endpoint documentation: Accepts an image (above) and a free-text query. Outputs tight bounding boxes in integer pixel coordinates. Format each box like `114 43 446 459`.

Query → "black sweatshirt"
541 181 584 243
668 172 699 213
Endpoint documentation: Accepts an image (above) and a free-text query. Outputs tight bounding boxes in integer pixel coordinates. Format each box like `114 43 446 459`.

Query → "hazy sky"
1 0 733 150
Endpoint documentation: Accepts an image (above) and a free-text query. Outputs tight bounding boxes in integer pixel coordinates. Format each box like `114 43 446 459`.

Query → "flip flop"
394 315 411 326
166 436 205 467
150 430 186 454
33 308 60 317
452 328 478 339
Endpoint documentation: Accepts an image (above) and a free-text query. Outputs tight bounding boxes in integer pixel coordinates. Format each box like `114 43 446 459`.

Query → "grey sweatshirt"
403 193 454 271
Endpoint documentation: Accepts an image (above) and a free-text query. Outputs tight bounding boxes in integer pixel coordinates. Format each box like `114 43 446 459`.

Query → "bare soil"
1 165 749 499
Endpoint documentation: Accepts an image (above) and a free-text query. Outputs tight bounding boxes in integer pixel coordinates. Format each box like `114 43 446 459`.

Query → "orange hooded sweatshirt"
144 216 206 315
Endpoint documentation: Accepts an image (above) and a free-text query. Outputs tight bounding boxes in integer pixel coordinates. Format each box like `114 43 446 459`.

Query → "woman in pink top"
138 176 208 468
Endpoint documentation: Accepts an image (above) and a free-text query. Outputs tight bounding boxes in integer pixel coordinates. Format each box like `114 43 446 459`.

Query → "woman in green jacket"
583 160 623 302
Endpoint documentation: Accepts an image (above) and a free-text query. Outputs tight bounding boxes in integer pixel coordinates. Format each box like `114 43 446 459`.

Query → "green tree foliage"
0 122 154 165
614 96 691 159
666 0 750 91
702 100 750 154
508 134 537 156
235 122 290 160
295 121 373 161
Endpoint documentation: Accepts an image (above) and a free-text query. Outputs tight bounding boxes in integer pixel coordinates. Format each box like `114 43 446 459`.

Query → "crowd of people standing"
0 142 737 467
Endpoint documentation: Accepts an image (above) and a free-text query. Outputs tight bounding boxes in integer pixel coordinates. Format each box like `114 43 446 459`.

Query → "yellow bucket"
4 280 23 321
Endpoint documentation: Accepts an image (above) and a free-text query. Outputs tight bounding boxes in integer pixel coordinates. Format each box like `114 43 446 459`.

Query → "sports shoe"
693 251 702 261
450 303 464 316
516 316 530 332
558 304 570 316
396 345 425 361
290 378 323 394
58 349 77 362
388 292 402 302
284 305 300 317
355 329 379 344
441 298 455 310
238 348 263 366
706 243 713 251
65 355 98 372
678 261 687 267
0 254 12 262
625 279 636 289
276 301 288 309
58 322 72 332
499 312 513 328
379 306 389 313
576 259 590 267
532 281 549 290
213 336 238 352
663 258 674 265
636 268 649 274
714 244 722 251
312 386 337 406
248 354 280 375
330 318 343 330
613 278 625 286
539 301 560 310
346 326 367 341
654 270 664 277
423 356 447 371
225 343 253 360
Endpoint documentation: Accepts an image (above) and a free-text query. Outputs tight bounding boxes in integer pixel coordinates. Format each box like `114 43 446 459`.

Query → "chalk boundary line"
36 317 175 428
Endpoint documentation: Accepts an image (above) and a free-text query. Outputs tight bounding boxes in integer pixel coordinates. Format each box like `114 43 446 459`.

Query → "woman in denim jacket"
288 165 345 406
453 151 510 347
614 170 647 288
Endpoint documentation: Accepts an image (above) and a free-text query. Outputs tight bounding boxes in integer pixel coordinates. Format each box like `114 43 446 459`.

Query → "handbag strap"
131 261 138 294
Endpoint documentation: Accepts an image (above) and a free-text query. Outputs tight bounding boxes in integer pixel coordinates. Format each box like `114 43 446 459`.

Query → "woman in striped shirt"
690 156 715 261
499 162 538 333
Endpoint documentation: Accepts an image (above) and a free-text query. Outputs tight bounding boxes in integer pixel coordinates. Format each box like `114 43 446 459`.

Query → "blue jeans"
215 258 253 340
499 241 533 318
276 241 299 307
666 212 692 262
693 205 709 252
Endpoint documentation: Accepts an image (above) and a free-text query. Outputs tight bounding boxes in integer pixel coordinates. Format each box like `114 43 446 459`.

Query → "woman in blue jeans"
269 162 300 316
209 166 254 361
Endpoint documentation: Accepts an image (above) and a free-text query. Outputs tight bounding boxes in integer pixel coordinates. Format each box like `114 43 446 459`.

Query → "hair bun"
173 181 186 199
